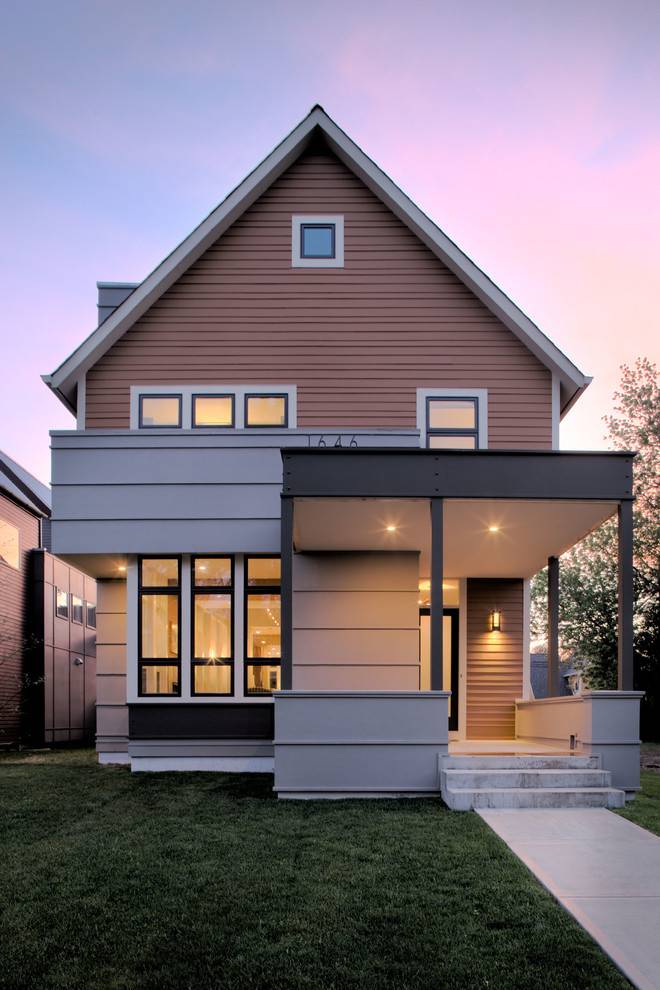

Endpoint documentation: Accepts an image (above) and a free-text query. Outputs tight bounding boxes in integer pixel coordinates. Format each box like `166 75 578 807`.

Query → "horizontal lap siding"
466 579 523 740
0 494 40 745
86 145 552 446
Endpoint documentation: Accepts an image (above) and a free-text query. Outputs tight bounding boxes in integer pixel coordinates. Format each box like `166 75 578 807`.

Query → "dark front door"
419 607 459 731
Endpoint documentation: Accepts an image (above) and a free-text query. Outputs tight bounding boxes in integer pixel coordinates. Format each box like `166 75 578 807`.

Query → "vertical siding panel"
85 145 552 446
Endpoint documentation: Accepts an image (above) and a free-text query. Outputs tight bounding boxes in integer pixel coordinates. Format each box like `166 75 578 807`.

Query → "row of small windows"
55 589 96 628
140 393 289 429
138 555 281 697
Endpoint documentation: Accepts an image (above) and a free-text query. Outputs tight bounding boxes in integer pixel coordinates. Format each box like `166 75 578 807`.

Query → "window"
55 588 69 620
192 556 233 696
139 394 182 428
426 397 479 449
245 557 281 695
192 394 234 428
292 215 344 268
86 602 96 628
0 520 19 569
245 394 288 428
138 557 181 696
71 595 84 624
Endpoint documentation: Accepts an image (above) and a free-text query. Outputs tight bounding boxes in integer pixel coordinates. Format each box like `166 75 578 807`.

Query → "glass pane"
301 224 334 258
72 595 84 623
247 557 280 587
141 665 178 695
245 395 287 427
418 614 453 713
141 558 179 588
418 579 459 607
428 399 476 430
193 662 232 694
193 395 233 427
86 603 97 628
247 594 281 659
141 595 179 658
140 396 180 427
56 588 68 618
194 594 232 660
0 520 19 569
428 435 477 450
246 664 280 695
194 558 231 587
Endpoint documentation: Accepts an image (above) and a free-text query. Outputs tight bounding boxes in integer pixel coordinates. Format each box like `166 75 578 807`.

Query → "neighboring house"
0 450 96 747
42 106 641 803
530 652 584 698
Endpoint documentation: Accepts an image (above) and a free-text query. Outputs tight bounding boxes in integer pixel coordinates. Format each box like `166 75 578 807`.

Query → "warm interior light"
117 564 127 573
488 525 500 533
488 608 502 632
386 524 397 533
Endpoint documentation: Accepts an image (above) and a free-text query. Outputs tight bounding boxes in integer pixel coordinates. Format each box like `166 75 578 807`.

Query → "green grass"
0 749 628 990
616 768 660 837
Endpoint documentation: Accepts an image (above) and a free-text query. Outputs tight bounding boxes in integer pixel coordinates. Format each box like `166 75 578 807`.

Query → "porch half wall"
467 579 523 739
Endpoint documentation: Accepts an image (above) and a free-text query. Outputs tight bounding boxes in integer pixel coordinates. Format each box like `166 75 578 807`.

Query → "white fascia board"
45 105 590 413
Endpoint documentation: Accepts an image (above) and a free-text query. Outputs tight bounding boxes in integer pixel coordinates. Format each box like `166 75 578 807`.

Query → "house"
42 107 641 807
530 652 584 697
0 450 96 747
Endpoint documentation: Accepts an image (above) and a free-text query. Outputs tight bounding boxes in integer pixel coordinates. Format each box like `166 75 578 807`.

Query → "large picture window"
138 557 181 696
245 556 281 695
192 556 233 696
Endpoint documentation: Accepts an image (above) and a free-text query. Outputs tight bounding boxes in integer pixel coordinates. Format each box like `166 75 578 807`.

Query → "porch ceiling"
292 497 617 578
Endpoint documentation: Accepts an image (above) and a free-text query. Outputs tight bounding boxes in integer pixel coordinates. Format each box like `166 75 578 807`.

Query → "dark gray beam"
617 500 634 691
547 555 560 697
280 496 294 690
430 498 444 691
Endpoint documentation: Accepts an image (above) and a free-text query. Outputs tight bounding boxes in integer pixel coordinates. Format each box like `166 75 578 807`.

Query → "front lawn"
616 768 660 837
0 749 628 990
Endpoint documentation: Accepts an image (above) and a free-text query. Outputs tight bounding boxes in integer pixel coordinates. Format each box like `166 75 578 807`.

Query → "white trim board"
416 388 488 449
129 384 298 430
43 106 590 416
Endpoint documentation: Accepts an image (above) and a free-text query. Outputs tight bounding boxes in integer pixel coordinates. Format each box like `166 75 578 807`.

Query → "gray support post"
280 496 294 690
430 498 444 691
547 555 560 697
618 500 634 691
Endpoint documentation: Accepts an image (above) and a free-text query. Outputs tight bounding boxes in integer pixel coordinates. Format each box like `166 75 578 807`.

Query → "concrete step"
442 768 612 790
442 755 601 770
443 786 626 811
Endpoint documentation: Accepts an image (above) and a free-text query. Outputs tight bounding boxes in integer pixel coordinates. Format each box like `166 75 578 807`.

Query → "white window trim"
292 215 344 268
129 385 297 430
416 388 488 449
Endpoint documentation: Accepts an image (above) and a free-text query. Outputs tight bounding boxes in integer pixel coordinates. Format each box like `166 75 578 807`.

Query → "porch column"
547 555 560 697
618 500 634 691
430 498 444 690
280 495 294 690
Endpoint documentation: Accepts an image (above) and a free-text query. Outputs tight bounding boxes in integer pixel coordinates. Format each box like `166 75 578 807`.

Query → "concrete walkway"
479 808 660 990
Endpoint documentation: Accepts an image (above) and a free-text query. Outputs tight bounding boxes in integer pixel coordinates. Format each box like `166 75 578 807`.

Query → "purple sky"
2 0 659 483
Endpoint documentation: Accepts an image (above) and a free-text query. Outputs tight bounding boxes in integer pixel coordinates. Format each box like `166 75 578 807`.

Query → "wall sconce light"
488 608 502 632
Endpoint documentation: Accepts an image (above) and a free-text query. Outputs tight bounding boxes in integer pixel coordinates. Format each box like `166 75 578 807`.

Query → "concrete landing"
479 808 660 990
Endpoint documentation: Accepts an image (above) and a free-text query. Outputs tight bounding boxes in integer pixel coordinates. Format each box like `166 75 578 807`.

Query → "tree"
531 358 660 738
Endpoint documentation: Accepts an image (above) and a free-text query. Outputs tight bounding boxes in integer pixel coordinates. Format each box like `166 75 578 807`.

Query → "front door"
419 608 459 730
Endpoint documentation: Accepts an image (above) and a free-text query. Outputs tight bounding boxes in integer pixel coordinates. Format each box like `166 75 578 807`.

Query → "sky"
1 0 659 483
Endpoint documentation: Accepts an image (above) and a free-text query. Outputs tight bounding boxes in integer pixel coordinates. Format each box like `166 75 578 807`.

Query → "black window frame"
191 555 234 697
85 601 97 629
425 396 479 449
192 392 235 429
300 222 336 260
244 555 281 697
244 393 289 429
55 587 69 620
138 555 182 697
71 594 84 625
138 393 182 430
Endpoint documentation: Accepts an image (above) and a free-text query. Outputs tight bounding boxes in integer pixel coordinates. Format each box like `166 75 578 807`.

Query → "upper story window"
292 215 344 268
417 389 488 450
71 595 84 624
0 519 19 569
245 394 288 428
85 602 96 628
139 394 182 429
192 394 234 428
55 588 69 620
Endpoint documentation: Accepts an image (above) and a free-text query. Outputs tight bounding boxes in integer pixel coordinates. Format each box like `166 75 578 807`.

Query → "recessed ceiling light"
117 565 127 573
488 525 500 533
386 524 397 533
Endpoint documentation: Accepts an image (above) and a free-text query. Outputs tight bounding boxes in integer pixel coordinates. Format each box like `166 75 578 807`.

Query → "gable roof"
43 105 590 416
0 449 51 517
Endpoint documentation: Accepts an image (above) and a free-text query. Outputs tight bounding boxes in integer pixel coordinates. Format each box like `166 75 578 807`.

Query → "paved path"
478 808 660 990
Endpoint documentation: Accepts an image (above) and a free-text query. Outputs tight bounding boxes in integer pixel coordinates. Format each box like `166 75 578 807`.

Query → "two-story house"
43 107 641 808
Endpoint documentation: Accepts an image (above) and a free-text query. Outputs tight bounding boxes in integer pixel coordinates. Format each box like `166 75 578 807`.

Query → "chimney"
97 282 139 325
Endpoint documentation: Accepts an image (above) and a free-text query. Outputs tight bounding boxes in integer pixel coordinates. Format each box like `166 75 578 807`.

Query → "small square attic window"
292 215 344 268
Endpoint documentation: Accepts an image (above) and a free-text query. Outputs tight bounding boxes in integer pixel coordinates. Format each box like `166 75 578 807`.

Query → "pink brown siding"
466 579 524 739
0 493 40 745
86 142 552 446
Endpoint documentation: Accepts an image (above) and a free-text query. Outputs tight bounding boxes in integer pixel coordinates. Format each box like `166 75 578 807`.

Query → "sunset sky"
2 0 659 483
